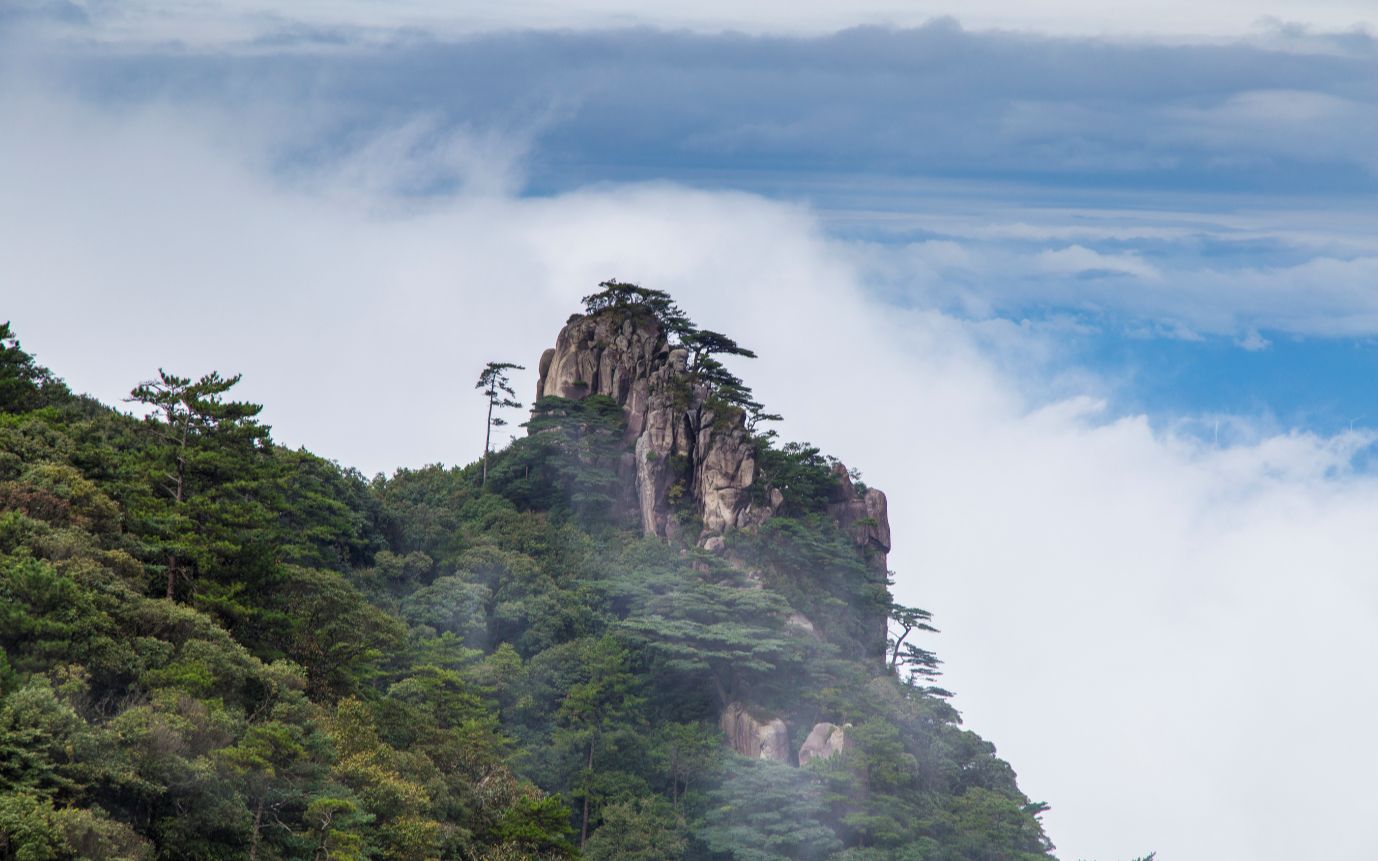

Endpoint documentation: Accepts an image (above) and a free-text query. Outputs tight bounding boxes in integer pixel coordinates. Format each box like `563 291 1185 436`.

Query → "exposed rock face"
827 463 892 572
536 314 661 440
798 722 850 766
826 464 894 658
534 309 763 542
720 702 791 763
786 611 821 639
693 412 757 535
534 305 899 766
535 348 556 402
533 311 897 561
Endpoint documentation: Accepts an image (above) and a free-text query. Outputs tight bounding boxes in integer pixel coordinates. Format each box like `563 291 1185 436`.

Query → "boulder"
720 702 790 763
786 612 821 638
798 722 850 765
827 463 891 562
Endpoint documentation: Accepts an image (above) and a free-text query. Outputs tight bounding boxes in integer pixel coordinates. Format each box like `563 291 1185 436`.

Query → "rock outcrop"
798 722 850 765
534 309 764 543
533 309 895 565
827 463 892 574
535 313 661 440
826 464 894 657
533 303 899 767
786 611 821 639
720 702 791 763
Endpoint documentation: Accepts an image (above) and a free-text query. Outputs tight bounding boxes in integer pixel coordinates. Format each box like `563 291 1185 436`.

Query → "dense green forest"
0 289 1059 861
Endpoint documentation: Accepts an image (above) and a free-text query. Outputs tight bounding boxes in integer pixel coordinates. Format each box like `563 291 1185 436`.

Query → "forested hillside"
0 286 1055 861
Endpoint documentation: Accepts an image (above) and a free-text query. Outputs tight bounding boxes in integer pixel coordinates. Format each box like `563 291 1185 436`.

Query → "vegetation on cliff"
0 296 1056 861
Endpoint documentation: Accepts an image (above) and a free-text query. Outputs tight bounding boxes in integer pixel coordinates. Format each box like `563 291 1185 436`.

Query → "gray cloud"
13 21 1378 342
15 21 1377 199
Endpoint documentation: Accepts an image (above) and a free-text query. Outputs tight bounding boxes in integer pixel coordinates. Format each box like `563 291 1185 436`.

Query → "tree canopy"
579 281 776 430
0 313 1054 861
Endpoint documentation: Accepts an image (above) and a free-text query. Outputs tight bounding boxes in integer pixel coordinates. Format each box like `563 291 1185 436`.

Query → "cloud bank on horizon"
4 0 1376 39
7 6 1378 861
8 15 1378 348
11 11 1378 428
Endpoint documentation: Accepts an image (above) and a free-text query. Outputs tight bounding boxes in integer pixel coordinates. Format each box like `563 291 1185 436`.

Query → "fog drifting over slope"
7 66 1378 861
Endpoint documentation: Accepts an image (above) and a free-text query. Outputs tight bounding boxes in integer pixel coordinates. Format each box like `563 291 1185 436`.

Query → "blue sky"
7 5 1378 861
19 17 1378 440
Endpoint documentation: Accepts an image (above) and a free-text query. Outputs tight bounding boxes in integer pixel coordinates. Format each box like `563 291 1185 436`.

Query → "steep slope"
0 302 1059 861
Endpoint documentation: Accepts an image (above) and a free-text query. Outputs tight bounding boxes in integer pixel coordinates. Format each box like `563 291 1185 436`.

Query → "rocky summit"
534 306 893 578
531 297 902 767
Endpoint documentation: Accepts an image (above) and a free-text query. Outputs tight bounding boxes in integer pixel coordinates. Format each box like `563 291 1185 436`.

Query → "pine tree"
476 362 524 486
887 601 948 694
127 369 270 600
0 322 66 413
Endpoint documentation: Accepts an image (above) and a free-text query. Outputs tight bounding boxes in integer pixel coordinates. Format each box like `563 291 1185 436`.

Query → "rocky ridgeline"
536 309 890 558
536 308 766 542
534 306 891 765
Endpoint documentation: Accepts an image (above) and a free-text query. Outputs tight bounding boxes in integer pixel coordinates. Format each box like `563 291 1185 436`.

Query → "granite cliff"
535 309 765 543
533 306 891 576
532 297 895 766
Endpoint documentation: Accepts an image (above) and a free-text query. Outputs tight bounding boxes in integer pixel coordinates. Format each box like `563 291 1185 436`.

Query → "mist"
8 29 1378 861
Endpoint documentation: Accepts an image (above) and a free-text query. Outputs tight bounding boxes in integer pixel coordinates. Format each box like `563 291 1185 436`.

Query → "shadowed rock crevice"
720 702 791 763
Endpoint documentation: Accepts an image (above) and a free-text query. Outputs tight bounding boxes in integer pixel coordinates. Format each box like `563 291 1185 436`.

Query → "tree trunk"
888 624 911 671
482 389 494 486
249 795 264 861
580 739 594 848
669 752 679 806
166 409 189 602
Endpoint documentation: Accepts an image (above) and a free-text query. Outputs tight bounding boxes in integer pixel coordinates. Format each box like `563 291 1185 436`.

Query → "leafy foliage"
751 441 838 516
0 322 69 414
0 319 1055 861
701 760 841 861
887 601 949 696
581 281 692 339
490 395 627 523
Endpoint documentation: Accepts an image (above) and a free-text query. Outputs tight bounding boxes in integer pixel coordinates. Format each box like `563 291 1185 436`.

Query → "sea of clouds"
7 14 1378 860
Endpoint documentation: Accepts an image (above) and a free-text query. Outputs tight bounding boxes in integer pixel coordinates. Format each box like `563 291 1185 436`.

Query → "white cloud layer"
8 79 1378 861
10 17 1378 344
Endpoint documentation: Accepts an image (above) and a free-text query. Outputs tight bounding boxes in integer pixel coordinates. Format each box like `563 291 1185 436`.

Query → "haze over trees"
0 297 1097 860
